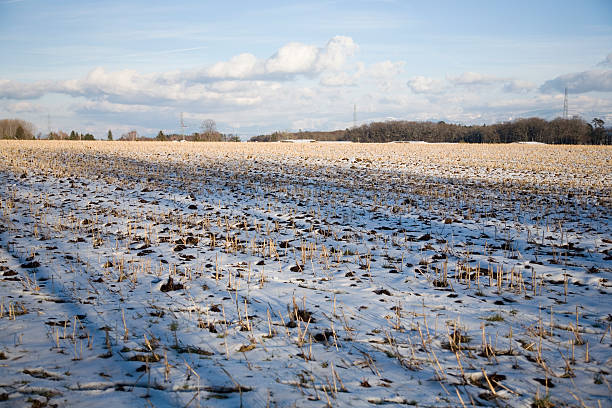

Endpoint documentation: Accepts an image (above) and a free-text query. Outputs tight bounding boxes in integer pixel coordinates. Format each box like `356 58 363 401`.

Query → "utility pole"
353 104 357 129
180 112 187 141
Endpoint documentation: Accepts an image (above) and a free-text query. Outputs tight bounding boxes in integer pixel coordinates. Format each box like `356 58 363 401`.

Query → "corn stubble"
0 140 610 407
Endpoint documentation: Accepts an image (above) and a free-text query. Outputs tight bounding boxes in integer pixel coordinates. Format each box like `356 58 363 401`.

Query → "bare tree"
0 118 36 139
201 119 216 133
199 119 220 141
120 130 138 141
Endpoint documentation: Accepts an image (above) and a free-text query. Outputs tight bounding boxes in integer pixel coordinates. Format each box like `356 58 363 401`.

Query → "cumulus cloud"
540 69 612 94
58 68 272 107
62 68 158 99
183 35 357 82
406 76 445 94
0 36 359 108
57 68 210 105
314 36 358 71
266 42 318 74
207 53 261 79
597 52 612 67
0 79 59 99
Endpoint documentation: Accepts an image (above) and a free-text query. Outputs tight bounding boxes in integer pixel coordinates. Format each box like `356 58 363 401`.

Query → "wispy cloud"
407 72 534 95
446 72 507 86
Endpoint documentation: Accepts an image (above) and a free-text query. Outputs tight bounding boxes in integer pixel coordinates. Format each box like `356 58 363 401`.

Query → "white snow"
0 140 610 407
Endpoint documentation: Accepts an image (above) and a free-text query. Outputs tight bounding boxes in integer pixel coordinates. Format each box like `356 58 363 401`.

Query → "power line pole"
563 87 568 119
180 112 187 141
353 104 357 129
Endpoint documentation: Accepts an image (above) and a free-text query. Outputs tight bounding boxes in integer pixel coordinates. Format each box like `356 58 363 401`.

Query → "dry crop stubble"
0 140 610 407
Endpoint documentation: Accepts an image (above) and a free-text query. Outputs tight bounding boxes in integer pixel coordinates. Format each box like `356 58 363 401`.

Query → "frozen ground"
0 141 610 407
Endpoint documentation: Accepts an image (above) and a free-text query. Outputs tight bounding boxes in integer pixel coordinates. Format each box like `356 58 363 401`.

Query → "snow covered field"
0 140 610 407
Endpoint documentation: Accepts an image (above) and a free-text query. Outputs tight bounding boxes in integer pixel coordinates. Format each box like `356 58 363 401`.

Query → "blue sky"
1 0 611 138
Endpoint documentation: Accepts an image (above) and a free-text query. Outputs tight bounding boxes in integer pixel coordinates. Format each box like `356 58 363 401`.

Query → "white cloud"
597 52 612 67
4 101 44 113
367 60 405 78
0 79 58 99
320 72 356 87
207 53 261 79
408 71 515 94
447 71 505 86
62 68 159 100
319 61 367 88
406 76 445 94
0 36 359 107
314 36 358 72
266 42 318 74
60 67 265 106
3 35 610 135
74 100 160 113
540 69 612 94
207 80 280 94
503 79 536 93
291 117 329 131
183 35 357 82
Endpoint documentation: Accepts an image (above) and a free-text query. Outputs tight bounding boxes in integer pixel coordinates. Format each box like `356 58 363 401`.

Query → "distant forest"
250 117 611 145
1 116 610 144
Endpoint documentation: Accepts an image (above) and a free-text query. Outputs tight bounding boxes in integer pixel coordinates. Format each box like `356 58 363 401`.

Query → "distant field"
0 140 611 407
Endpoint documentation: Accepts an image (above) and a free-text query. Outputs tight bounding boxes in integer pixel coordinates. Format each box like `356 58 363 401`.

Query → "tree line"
0 118 241 142
48 130 95 140
3 116 610 144
119 119 240 142
251 117 611 144
148 131 240 142
250 130 345 142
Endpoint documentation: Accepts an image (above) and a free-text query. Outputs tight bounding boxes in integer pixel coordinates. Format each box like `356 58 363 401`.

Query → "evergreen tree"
15 126 25 140
107 130 113 141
